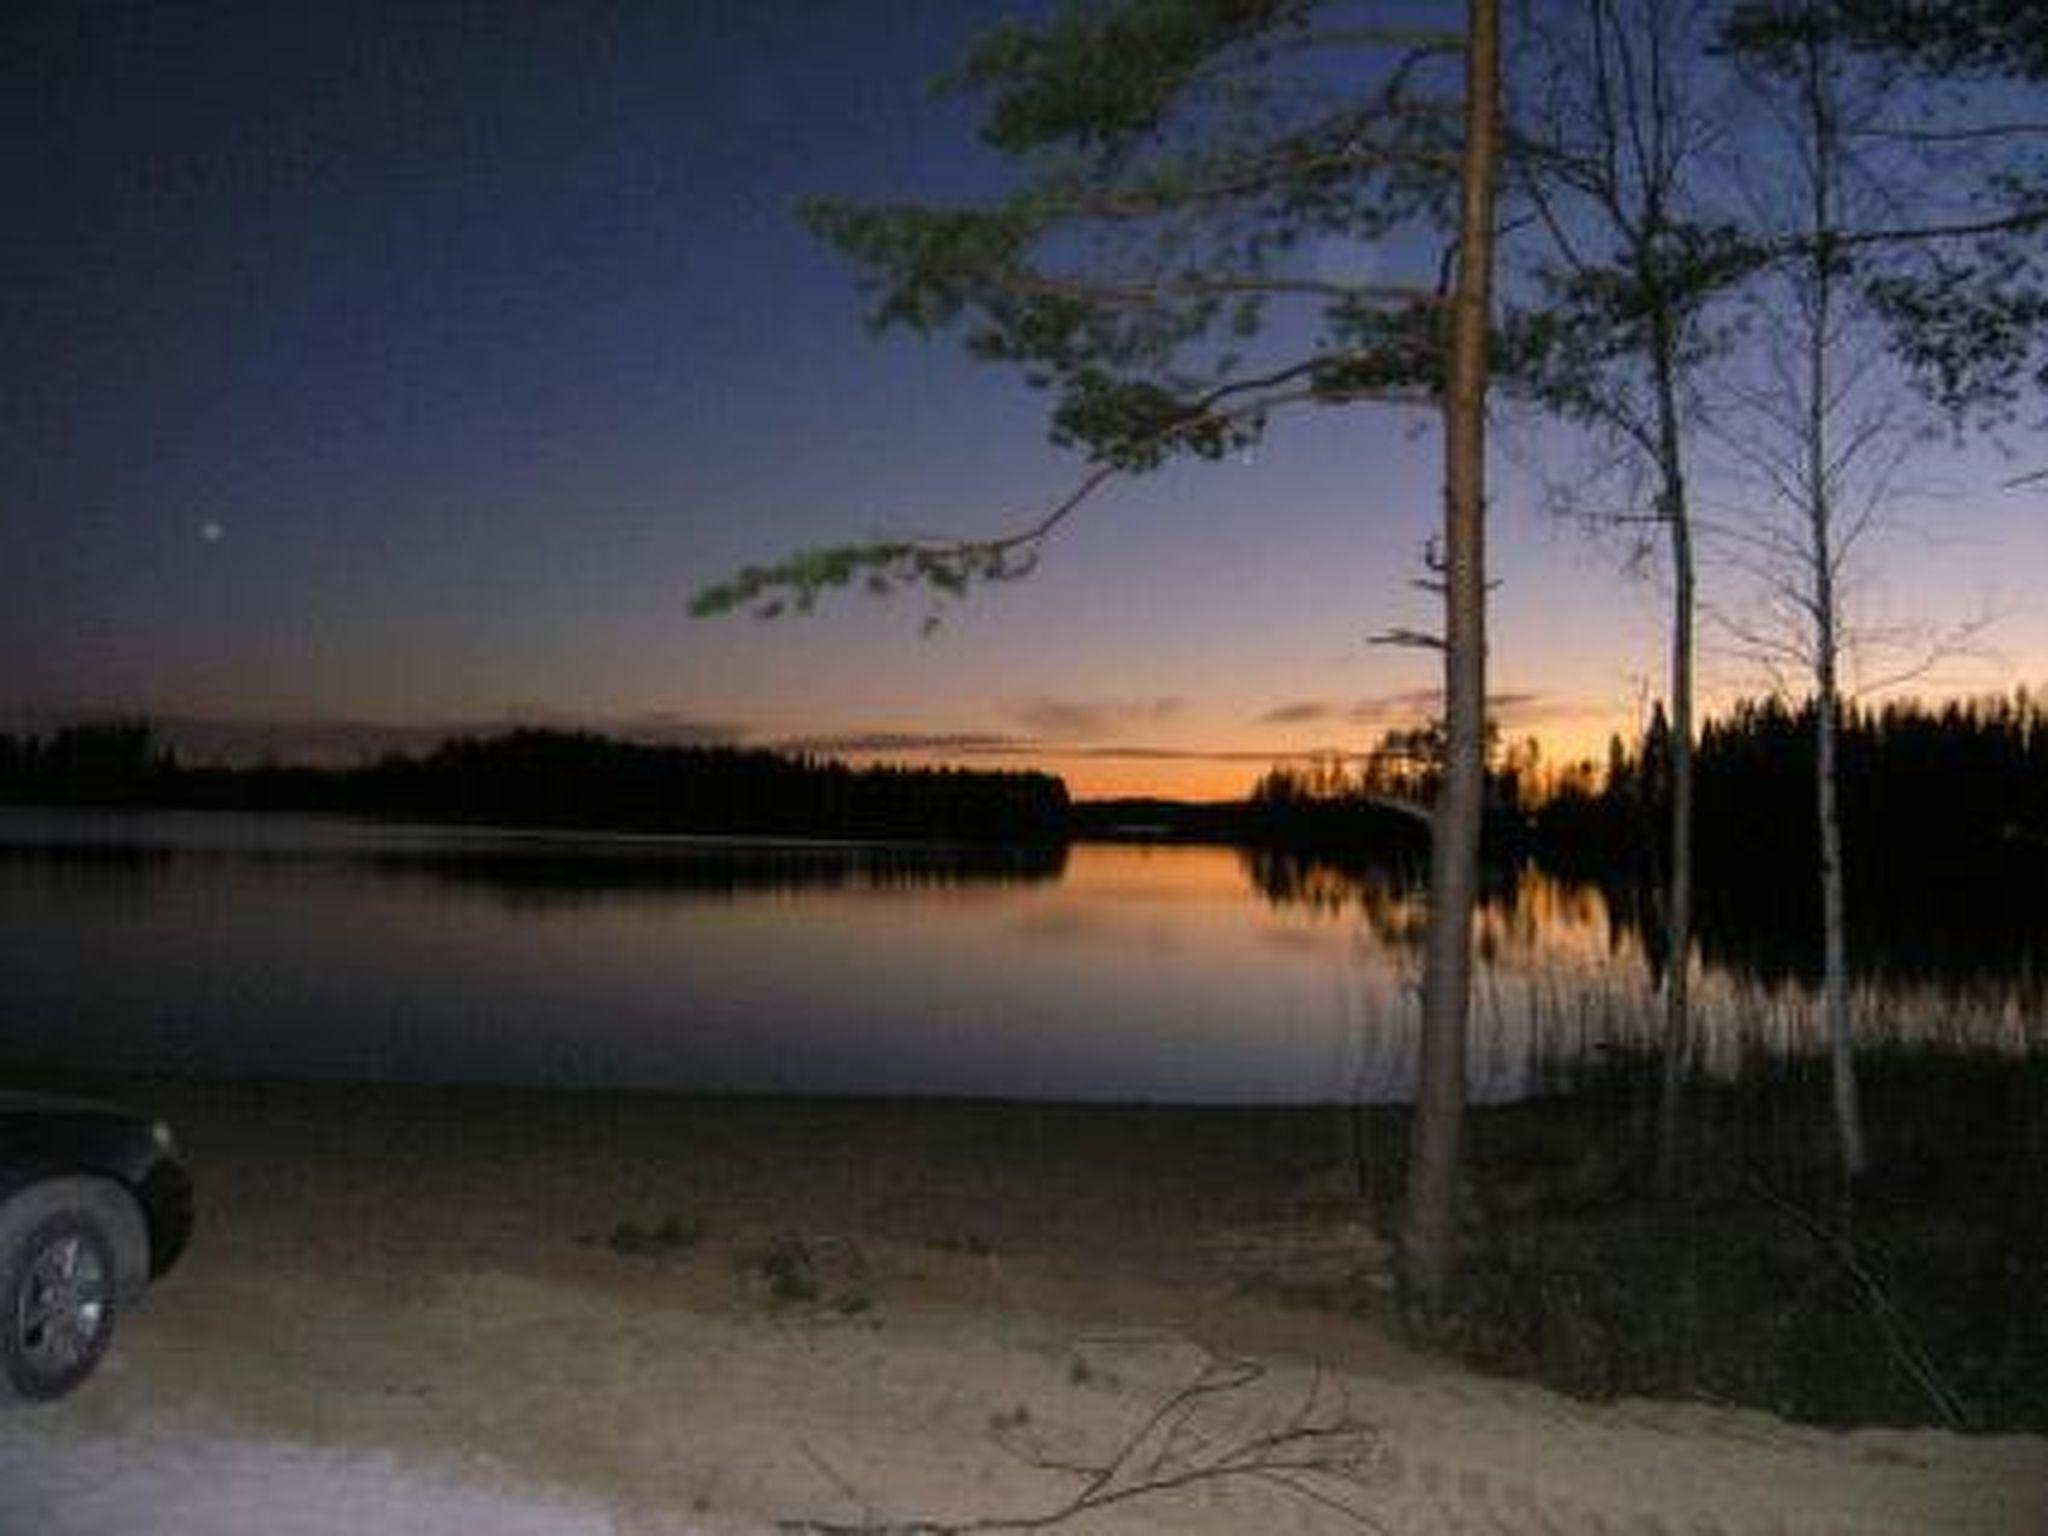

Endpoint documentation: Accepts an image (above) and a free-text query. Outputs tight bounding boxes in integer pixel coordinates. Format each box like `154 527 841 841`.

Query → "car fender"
0 1156 75 1206
0 1175 151 1307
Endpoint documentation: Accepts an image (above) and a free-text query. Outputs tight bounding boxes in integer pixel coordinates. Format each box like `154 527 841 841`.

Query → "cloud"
622 713 752 748
1252 691 1438 731
1256 690 1621 738
1257 690 1570 730
1487 694 1610 730
781 730 1315 768
503 706 747 749
771 731 1277 766
1064 743 1280 763
1003 695 1187 740
784 690 1621 775
1255 701 1333 725
1 707 751 767
1347 689 1448 727
772 730 1033 757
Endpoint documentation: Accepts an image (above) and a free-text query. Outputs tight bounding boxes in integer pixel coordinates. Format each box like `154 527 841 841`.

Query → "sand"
6 1079 2044 1535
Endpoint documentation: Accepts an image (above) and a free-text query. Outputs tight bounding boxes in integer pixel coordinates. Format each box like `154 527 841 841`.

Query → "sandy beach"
6 1078 2045 1534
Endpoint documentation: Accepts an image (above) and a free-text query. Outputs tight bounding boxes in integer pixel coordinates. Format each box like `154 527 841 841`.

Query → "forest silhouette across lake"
6 701 2048 1029
7 697 2046 980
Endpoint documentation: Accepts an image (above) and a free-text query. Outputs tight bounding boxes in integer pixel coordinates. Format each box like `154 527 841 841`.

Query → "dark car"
0 1092 195 1403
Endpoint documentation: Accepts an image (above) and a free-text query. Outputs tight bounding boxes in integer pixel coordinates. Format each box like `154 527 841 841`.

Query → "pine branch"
991 267 1443 309
691 346 1438 625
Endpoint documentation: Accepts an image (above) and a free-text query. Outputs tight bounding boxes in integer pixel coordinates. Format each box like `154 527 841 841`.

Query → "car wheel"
1 1191 122 1403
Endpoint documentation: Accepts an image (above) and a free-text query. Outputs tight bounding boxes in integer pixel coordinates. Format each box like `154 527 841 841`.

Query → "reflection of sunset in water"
2 812 2038 1105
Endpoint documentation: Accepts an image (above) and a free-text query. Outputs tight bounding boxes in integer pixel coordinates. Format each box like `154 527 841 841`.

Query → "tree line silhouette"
1534 692 2048 984
0 724 1069 845
7 695 2044 972
1239 725 1544 871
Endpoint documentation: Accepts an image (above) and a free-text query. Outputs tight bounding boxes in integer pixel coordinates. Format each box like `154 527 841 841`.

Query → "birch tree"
1716 1 2048 1184
1505 0 1755 1192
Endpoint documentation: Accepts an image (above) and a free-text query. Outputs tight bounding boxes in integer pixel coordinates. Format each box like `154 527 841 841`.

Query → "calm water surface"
0 809 2034 1102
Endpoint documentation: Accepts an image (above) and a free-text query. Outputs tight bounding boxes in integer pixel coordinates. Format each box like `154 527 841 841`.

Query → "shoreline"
8 1071 2045 1533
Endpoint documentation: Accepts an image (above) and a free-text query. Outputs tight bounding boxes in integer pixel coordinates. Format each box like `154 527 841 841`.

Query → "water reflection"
1241 848 2047 1076
1238 846 1429 945
1242 849 1633 970
0 812 1066 909
373 840 1067 908
3 818 1337 1101
0 810 2038 1103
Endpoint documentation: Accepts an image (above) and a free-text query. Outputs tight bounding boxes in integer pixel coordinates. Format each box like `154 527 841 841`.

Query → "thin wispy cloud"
1258 690 1591 732
1063 743 1290 763
1348 688 1449 727
1004 695 1187 740
504 706 748 748
1256 702 1333 725
775 732 1283 767
773 730 1032 757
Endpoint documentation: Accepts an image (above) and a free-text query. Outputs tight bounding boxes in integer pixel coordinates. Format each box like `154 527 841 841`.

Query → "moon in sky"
199 520 226 544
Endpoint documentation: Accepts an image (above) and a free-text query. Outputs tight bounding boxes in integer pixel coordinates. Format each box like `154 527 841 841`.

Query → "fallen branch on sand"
779 1350 1390 1534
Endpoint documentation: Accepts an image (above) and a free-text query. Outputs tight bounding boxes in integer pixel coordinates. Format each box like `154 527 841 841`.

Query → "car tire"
0 1180 134 1404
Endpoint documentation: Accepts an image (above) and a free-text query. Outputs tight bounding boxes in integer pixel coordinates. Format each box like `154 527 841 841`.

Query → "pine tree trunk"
1402 0 1500 1304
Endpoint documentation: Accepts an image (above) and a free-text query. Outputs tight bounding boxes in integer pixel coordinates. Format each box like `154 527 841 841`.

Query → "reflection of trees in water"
1238 846 1428 942
1247 841 2048 998
1541 694 2048 993
1692 872 2048 994
1241 849 1572 962
384 840 1069 910
0 841 177 876
0 833 1069 911
0 840 179 912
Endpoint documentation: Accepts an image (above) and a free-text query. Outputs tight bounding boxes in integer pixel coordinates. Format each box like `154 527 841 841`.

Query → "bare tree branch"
778 1353 1390 1536
1846 121 2048 144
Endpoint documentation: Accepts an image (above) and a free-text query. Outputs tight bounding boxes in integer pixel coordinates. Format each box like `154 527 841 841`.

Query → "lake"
1 808 2037 1103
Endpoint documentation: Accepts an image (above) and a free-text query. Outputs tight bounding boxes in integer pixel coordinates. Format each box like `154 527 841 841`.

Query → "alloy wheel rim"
17 1232 110 1379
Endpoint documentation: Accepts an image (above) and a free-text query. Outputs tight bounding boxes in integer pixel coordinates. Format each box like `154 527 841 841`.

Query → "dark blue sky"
6 2 2038 796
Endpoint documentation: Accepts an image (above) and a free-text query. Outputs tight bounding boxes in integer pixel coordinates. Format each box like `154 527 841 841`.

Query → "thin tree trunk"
1652 325 1697 1197
1815 658 1864 1179
1402 0 1500 1304
1521 0 1708 1196
1799 27 1866 1185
